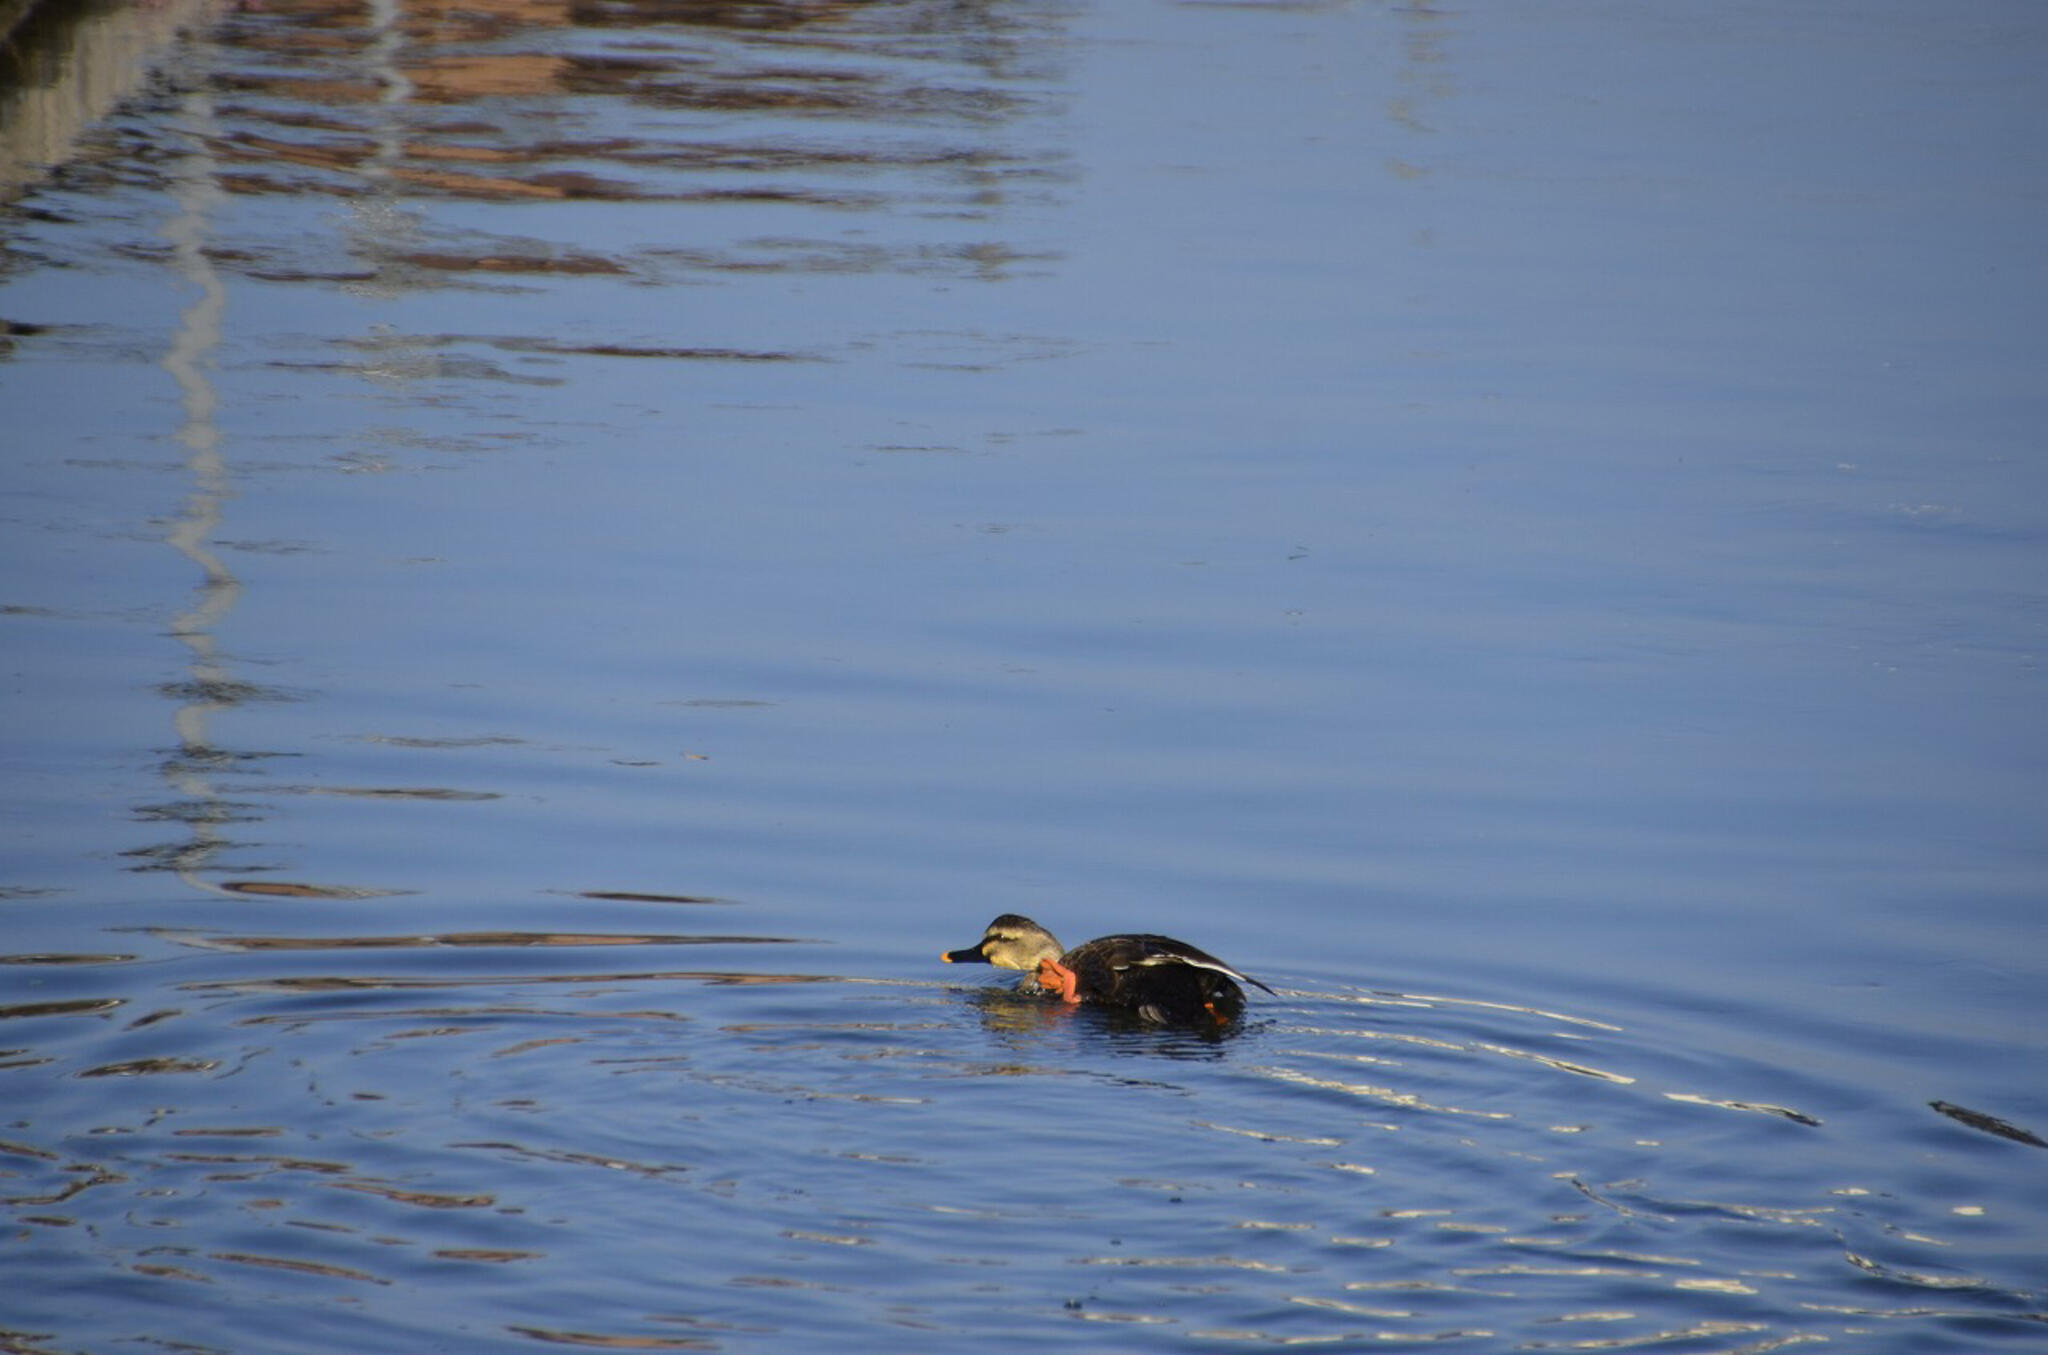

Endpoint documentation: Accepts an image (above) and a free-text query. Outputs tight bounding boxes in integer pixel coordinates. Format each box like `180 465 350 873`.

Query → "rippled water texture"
4 0 2046 1350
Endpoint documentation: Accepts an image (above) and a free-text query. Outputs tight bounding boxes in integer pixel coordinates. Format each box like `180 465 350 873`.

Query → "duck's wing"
1111 934 1277 995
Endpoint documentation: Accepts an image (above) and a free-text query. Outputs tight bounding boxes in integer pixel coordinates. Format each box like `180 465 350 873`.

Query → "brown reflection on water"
3 1164 126 1207
330 332 814 361
334 1180 496 1208
0 997 124 1021
505 1326 714 1351
162 1150 351 1175
180 968 842 995
208 1249 390 1285
174 929 803 951
217 880 395 898
189 0 1062 274
78 1056 221 1077
0 951 137 966
305 784 504 802
453 1139 687 1178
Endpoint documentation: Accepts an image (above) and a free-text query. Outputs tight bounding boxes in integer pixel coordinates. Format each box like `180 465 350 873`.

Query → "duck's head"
941 914 1063 973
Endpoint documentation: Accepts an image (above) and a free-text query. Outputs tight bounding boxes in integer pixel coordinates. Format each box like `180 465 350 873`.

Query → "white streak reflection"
1255 1065 1512 1120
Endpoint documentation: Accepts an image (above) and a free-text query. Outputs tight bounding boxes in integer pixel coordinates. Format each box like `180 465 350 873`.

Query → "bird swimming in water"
942 913 1273 1025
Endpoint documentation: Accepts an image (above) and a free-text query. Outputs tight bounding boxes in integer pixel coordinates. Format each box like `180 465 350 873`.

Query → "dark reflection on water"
1929 1100 2048 1151
954 984 1245 1057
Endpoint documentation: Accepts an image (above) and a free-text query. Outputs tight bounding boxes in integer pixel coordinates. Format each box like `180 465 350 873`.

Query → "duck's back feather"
1061 933 1274 1023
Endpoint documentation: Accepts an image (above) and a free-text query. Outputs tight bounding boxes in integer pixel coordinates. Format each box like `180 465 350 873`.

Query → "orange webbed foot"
1036 958 1081 1004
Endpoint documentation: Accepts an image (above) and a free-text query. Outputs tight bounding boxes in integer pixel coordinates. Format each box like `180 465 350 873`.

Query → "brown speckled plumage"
942 914 1273 1025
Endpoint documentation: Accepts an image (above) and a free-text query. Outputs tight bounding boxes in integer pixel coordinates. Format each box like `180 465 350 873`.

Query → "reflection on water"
7 928 2041 1350
152 0 1067 290
1929 1100 2048 1150
952 983 1246 1057
146 56 244 892
4 0 2046 1349
165 928 807 950
37 0 1071 899
0 0 223 200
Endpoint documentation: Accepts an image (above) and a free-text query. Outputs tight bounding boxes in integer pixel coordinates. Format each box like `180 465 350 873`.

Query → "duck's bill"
941 945 990 964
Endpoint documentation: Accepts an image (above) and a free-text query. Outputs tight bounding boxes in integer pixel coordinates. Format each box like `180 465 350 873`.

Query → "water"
3 0 2045 1349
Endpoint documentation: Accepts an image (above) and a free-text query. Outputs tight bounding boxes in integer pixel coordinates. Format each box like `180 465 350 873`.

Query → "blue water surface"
2 0 2044 1349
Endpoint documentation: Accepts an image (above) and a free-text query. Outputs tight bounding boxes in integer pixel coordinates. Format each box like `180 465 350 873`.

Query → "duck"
942 913 1274 1025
